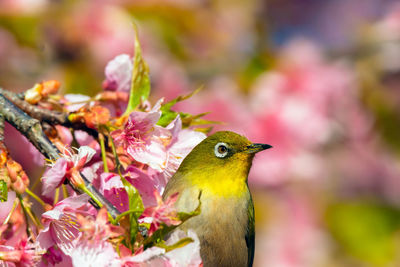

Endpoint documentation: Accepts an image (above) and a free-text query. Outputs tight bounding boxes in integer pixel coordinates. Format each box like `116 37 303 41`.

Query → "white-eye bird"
163 131 272 267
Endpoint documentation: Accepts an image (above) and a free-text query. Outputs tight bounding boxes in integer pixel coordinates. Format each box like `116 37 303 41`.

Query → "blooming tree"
0 31 207 266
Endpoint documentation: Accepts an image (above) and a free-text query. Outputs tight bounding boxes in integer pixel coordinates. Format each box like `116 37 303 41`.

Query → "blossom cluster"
2 1 400 266
0 41 207 266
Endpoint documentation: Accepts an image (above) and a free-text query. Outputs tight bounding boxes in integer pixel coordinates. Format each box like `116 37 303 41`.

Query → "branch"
0 88 67 125
0 88 99 138
0 93 120 218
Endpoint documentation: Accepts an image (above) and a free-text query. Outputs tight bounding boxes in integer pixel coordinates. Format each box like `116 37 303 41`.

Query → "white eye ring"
214 142 229 158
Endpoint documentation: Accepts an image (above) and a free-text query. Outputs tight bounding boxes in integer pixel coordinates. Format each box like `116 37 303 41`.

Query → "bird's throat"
189 162 250 198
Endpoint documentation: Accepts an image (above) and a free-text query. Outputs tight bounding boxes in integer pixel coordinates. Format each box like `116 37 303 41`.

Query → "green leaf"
180 113 220 128
157 89 220 130
124 25 151 116
161 87 202 113
121 176 144 246
0 180 7 202
157 88 201 127
326 200 400 266
157 237 194 252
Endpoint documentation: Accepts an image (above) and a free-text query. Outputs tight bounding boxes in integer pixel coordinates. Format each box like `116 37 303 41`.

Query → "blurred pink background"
2 0 400 266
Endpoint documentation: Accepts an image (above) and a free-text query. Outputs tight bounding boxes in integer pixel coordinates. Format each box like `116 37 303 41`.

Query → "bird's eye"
214 142 229 158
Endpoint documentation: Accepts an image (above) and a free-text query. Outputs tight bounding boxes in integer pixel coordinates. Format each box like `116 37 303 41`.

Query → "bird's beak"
244 143 273 154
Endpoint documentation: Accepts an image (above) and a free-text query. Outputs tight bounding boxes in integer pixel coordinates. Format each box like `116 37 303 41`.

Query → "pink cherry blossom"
41 158 69 197
0 240 41 267
36 194 91 255
111 105 166 172
62 94 91 112
112 110 205 177
54 208 124 266
163 229 202 267
69 239 119 267
67 208 122 267
41 246 64 266
103 54 133 92
139 191 180 236
125 166 163 207
160 116 206 180
74 130 97 148
41 146 96 197
77 208 124 241
99 172 130 213
55 126 73 146
121 230 202 267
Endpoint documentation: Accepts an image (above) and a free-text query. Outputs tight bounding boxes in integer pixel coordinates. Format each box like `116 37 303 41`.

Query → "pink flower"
76 208 124 241
66 208 123 266
103 54 133 92
37 194 91 255
100 172 130 213
101 165 173 210
42 146 96 197
139 191 180 236
121 230 202 267
0 245 22 264
0 240 40 267
112 110 205 177
54 125 73 146
69 239 118 267
125 166 163 207
111 102 167 172
62 94 91 112
41 246 64 266
74 130 97 148
163 230 202 267
121 246 165 266
160 116 206 180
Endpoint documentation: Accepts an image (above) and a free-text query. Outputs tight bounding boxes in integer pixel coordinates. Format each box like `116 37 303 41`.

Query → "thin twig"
0 88 99 139
0 88 67 125
0 93 59 159
0 113 4 143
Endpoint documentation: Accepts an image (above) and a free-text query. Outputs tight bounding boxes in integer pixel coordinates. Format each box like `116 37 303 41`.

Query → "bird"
162 131 272 267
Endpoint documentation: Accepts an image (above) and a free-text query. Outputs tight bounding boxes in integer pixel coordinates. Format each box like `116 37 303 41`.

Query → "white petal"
78 146 96 164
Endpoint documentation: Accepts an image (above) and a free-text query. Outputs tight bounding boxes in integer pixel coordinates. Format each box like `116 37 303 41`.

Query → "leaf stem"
53 188 60 206
113 209 139 224
25 187 46 208
99 133 109 173
3 198 18 225
62 184 69 198
80 185 103 209
16 193 31 237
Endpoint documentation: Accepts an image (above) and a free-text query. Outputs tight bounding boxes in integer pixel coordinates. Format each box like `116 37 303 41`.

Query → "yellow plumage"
163 131 271 267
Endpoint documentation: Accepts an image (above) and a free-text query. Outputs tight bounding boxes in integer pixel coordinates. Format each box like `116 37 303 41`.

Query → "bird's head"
175 131 272 196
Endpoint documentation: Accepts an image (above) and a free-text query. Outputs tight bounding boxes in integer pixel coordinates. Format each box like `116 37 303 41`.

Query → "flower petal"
42 159 68 197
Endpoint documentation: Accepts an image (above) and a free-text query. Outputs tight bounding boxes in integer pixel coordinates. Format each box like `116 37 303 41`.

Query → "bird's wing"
246 196 255 267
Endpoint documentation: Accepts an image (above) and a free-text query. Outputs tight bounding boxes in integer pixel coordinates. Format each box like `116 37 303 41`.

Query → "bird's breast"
175 186 251 267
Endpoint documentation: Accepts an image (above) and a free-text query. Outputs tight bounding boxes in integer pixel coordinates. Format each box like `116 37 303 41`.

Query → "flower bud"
41 80 60 96
84 106 110 129
6 160 29 193
25 83 42 104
